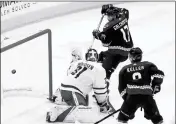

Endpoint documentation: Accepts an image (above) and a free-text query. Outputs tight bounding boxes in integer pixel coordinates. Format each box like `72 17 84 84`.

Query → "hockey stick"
94 108 120 124
89 14 105 49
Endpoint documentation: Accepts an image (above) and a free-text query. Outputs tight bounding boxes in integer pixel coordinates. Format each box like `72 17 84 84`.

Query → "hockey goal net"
1 29 53 101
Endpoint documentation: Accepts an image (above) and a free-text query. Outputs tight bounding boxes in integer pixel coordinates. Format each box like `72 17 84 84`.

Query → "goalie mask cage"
1 29 53 101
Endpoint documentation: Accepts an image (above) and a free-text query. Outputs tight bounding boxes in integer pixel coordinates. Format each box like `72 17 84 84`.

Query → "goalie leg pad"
46 105 75 122
46 105 108 123
61 90 88 106
52 88 67 105
73 105 109 123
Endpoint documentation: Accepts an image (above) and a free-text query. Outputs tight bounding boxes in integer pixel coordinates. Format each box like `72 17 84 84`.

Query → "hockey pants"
117 95 163 124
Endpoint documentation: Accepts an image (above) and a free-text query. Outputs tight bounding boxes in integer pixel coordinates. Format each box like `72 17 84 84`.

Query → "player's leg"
98 51 113 94
98 51 107 63
143 95 163 124
101 51 114 80
60 90 88 106
103 54 128 81
112 54 128 70
105 54 128 92
117 95 140 123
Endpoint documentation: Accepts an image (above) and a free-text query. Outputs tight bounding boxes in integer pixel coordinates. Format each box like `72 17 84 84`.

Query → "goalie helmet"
85 48 99 62
129 47 143 63
71 48 83 62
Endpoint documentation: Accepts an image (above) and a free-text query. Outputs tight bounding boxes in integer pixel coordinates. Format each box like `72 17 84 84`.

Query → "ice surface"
1 2 175 124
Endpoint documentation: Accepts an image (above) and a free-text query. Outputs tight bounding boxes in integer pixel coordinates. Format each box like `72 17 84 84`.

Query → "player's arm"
118 67 127 100
149 63 165 94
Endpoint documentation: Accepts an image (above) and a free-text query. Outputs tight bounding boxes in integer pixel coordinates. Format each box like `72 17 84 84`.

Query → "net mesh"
1 30 52 99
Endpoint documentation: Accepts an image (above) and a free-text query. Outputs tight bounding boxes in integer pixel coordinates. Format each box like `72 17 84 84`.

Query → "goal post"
1 29 53 100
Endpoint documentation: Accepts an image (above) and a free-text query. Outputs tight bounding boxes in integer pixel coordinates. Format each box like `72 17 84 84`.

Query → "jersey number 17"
120 25 130 42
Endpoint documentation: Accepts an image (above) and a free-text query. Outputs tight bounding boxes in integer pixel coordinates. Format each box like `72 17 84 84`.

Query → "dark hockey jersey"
99 8 133 56
118 61 164 97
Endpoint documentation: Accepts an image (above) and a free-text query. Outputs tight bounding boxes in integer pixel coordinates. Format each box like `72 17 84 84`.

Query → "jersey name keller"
127 65 144 72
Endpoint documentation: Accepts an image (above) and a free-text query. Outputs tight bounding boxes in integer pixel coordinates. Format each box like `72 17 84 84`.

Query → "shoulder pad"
143 61 156 67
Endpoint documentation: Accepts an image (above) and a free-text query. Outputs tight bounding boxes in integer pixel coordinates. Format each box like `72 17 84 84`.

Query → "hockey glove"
101 4 113 14
92 29 101 40
152 85 161 94
99 101 111 113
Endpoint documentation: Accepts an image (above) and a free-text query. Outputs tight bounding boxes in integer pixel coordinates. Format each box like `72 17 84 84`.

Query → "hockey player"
92 4 134 91
117 47 164 124
46 48 115 123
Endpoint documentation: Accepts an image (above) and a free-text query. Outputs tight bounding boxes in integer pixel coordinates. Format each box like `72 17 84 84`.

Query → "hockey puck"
12 69 16 74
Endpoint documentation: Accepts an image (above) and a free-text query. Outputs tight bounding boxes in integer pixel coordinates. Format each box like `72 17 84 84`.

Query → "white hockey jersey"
60 60 108 104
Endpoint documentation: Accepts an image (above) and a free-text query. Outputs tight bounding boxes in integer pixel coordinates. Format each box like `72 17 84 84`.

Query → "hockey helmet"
106 8 117 15
106 7 121 16
129 47 143 63
106 8 121 21
85 48 99 62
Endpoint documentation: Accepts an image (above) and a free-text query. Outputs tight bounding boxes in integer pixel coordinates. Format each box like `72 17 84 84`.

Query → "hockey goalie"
46 48 115 123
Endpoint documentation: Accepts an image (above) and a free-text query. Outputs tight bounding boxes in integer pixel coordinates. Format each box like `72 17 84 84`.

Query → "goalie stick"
94 108 120 124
